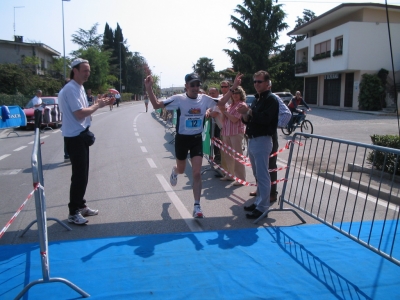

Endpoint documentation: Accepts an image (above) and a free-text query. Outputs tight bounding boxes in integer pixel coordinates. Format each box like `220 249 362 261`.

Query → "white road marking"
135 132 139 136
40 135 49 139
137 138 142 143
28 141 34 144
156 174 203 232
14 146 27 151
53 129 61 133
0 169 21 175
0 154 11 161
146 158 157 168
141 146 147 152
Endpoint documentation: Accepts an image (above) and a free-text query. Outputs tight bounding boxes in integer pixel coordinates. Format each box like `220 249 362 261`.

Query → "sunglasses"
220 86 229 88
253 80 266 84
189 82 201 87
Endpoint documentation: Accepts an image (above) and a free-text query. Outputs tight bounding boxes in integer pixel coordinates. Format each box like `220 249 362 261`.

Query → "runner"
144 72 242 218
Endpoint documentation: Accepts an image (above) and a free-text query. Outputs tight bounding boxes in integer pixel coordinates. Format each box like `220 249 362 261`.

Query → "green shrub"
0 94 30 107
367 134 400 175
358 73 384 111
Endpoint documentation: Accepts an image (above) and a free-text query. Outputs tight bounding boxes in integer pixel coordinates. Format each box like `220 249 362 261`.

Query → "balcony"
295 62 308 74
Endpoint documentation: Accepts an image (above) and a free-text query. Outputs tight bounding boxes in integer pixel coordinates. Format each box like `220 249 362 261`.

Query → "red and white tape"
0 183 43 239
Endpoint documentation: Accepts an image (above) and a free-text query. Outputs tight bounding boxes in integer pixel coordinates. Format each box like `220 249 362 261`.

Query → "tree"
73 46 111 93
224 0 287 91
71 23 103 51
192 57 215 83
269 9 317 93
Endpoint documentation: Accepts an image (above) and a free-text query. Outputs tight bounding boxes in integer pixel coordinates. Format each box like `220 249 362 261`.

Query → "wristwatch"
229 88 235 93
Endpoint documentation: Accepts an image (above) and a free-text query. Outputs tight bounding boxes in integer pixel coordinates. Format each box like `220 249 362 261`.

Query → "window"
333 36 343 56
41 58 45 70
314 40 331 56
335 36 343 51
312 40 331 60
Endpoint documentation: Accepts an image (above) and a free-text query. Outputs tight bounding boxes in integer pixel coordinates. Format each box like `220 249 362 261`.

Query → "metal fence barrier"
256 132 400 267
15 110 89 299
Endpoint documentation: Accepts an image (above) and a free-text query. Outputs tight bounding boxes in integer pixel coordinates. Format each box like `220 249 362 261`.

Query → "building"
288 3 400 110
0 36 60 75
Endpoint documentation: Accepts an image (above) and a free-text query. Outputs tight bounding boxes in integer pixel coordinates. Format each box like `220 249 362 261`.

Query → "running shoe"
80 206 99 216
193 204 204 218
170 167 178 186
68 211 88 225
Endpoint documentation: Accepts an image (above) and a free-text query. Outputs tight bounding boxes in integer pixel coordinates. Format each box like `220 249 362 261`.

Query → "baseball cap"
71 58 89 68
185 73 201 84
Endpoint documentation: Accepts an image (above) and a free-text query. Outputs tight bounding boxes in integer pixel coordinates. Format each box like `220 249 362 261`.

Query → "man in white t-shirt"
58 58 113 225
144 73 242 218
31 90 43 110
115 93 121 107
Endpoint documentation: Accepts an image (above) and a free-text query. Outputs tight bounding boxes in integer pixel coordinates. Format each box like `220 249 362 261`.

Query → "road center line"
14 146 27 151
0 154 11 161
146 158 157 168
141 146 147 152
156 174 203 232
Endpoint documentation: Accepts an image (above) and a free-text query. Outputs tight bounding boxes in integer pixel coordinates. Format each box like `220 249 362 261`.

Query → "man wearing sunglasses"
236 70 279 219
144 73 242 218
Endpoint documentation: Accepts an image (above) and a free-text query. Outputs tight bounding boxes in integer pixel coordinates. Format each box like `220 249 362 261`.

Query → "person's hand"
144 75 153 89
205 108 211 119
231 73 243 89
236 102 249 114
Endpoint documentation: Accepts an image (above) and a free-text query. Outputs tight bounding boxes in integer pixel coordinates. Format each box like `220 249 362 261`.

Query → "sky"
0 0 398 89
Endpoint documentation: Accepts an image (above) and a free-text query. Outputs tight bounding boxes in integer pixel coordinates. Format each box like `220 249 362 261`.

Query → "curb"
323 171 400 206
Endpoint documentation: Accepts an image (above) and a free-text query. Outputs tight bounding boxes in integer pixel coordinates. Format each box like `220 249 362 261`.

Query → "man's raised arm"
144 75 165 109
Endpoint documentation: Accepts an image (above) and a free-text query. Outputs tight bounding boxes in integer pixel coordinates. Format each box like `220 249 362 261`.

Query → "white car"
274 92 294 106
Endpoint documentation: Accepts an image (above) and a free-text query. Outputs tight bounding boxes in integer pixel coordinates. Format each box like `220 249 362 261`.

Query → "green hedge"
367 134 400 175
0 94 30 108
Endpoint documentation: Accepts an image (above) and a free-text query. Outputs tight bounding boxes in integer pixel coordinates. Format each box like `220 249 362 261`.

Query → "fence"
256 132 400 267
15 110 89 299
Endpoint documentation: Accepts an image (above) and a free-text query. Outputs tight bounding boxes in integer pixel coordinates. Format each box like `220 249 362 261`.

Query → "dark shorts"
175 133 203 160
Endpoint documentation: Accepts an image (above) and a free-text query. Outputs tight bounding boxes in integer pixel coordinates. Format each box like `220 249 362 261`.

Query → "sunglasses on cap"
189 82 201 87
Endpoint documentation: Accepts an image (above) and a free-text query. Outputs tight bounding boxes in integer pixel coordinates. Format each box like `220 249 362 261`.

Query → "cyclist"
287 91 311 129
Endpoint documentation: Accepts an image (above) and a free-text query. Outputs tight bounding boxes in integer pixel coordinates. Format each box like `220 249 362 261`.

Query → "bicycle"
281 109 313 136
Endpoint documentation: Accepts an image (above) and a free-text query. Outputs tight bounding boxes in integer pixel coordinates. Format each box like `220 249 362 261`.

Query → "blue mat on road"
1 223 399 299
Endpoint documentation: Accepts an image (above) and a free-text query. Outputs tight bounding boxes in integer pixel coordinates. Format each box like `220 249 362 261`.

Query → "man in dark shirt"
237 70 279 219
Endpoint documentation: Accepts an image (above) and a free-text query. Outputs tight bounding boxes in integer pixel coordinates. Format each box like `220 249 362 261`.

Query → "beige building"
288 3 400 110
0 36 60 75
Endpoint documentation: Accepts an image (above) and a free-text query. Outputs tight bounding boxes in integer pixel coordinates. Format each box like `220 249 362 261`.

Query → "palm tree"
193 57 215 83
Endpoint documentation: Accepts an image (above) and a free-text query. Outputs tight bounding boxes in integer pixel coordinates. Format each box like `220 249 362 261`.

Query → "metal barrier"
256 132 400 267
15 110 89 299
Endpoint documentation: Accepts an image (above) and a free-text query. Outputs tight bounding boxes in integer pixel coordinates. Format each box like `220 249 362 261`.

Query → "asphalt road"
0 102 398 246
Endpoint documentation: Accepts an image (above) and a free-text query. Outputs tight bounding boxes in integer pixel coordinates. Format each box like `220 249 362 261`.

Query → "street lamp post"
62 0 70 80
13 6 24 37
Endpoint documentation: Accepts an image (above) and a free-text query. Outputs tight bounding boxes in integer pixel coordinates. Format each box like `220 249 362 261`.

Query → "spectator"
236 70 279 219
220 86 246 186
115 93 121 107
86 89 94 106
31 90 43 110
58 58 113 225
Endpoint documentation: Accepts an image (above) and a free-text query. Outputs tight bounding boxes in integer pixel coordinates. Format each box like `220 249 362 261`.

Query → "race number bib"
185 117 203 131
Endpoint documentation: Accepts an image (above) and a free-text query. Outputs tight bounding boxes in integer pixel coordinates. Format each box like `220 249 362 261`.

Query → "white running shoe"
170 167 178 186
80 206 99 216
68 211 88 225
193 204 204 218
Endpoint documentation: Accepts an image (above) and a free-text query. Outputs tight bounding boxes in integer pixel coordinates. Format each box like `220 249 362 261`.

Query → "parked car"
22 96 62 129
274 92 294 106
246 94 255 106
